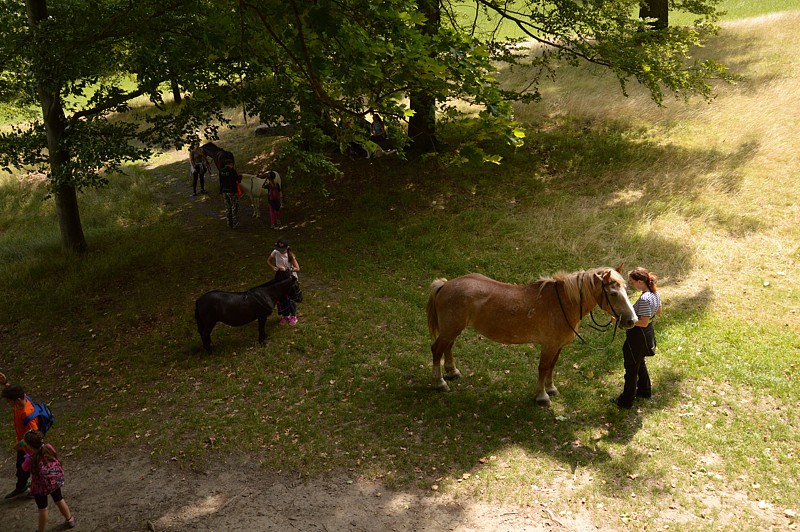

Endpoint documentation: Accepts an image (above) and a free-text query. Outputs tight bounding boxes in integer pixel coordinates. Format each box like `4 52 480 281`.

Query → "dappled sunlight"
153 494 231 528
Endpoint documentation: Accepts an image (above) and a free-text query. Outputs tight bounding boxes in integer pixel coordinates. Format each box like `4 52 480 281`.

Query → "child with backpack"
22 430 75 530
2 384 40 498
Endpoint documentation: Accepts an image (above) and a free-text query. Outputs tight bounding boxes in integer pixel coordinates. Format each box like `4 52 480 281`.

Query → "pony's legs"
431 336 460 391
199 322 215 353
442 344 462 381
535 347 562 407
257 317 267 344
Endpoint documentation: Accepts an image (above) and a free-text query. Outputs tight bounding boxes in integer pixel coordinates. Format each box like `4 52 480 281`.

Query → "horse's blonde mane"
536 267 617 302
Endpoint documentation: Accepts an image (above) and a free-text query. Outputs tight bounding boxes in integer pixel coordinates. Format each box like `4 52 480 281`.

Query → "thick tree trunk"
408 91 438 155
639 0 668 29
171 79 182 105
408 0 440 155
27 0 87 254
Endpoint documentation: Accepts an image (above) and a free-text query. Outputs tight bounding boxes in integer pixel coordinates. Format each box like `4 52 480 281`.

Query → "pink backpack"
31 445 65 496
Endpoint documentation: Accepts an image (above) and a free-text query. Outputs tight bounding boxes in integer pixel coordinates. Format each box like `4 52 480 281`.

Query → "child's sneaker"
279 316 289 325
288 316 297 325
66 515 76 528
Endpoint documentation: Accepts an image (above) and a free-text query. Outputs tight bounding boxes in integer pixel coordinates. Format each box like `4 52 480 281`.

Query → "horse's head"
595 265 637 329
289 277 304 303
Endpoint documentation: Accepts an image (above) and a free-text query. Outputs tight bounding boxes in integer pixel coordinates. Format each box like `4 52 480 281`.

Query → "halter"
554 277 621 348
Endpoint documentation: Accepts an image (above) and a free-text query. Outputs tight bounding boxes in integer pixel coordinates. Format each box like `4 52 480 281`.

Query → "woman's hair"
629 267 658 293
24 430 57 468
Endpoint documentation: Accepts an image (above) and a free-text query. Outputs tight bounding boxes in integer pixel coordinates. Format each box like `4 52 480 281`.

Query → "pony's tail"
426 278 447 339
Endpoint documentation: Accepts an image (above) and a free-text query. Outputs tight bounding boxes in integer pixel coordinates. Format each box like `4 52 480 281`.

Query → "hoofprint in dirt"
1 455 589 532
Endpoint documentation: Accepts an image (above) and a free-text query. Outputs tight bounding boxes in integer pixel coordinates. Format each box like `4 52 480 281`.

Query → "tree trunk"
27 0 88 254
408 0 440 155
171 79 182 105
408 91 438 155
639 0 668 29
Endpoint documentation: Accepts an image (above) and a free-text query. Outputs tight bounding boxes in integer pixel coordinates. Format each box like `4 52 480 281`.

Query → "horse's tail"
426 278 447 339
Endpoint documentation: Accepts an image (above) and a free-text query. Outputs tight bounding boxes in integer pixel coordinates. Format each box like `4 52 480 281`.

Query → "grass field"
1 5 800 531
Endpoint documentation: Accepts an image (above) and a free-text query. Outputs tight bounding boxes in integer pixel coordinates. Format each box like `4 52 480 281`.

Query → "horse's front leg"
257 316 267 344
535 347 562 407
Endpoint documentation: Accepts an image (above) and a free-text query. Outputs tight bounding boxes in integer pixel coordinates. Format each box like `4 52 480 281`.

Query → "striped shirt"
633 291 661 318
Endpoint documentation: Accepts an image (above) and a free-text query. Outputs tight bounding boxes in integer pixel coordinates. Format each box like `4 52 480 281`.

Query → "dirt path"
0 454 585 532
3 158 592 531
3 454 583 532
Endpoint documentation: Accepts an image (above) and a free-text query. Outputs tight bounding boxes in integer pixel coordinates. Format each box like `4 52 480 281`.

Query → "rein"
554 278 620 349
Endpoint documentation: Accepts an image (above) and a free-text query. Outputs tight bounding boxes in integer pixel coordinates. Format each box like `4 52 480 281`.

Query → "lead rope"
554 281 620 349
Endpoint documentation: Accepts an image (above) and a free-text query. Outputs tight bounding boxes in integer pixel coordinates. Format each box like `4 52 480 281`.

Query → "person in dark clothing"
189 144 209 196
218 160 242 229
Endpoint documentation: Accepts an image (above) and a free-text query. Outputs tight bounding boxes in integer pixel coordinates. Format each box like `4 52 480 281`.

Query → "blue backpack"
23 395 55 434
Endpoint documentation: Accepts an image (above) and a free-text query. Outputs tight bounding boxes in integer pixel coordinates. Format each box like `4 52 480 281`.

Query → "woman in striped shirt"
613 267 662 409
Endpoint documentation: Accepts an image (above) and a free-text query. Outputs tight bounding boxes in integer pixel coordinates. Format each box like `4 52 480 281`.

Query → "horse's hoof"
444 368 462 381
433 379 450 392
536 395 551 407
546 387 559 397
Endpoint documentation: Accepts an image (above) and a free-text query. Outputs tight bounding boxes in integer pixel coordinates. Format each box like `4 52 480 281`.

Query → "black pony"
201 142 235 174
194 276 302 353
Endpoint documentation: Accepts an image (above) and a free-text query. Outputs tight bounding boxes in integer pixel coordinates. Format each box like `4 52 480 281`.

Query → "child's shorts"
34 488 63 509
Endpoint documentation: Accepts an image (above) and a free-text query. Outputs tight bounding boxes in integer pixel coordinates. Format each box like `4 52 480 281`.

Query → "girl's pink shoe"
279 317 289 325
288 316 297 325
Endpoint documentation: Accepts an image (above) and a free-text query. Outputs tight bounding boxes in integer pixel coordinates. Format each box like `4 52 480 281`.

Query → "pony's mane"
250 276 293 293
535 267 616 302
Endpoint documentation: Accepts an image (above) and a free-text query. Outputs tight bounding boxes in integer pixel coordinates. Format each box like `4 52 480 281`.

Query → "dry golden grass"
506 11 800 326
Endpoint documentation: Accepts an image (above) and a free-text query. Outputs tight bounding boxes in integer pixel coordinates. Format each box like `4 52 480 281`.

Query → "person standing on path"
219 159 242 229
2 384 38 498
188 144 210 196
265 170 282 229
22 430 76 531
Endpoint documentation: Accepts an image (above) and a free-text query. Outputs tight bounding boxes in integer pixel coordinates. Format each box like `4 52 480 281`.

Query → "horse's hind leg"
442 343 462 381
431 336 459 391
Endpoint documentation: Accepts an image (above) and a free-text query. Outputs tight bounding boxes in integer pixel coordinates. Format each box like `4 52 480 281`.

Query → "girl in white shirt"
267 238 300 324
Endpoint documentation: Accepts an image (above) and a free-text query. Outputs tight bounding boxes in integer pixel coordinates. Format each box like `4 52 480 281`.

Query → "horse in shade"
195 276 302 353
201 142 235 174
425 265 637 406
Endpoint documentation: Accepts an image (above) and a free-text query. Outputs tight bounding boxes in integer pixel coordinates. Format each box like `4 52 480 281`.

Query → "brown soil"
3 454 589 531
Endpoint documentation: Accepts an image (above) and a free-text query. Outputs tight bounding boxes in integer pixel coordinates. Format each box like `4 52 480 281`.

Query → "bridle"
555 277 624 347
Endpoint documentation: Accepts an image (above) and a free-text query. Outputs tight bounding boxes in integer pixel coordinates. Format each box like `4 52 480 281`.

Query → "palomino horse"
194 276 301 353
201 142 235 174
425 265 637 406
